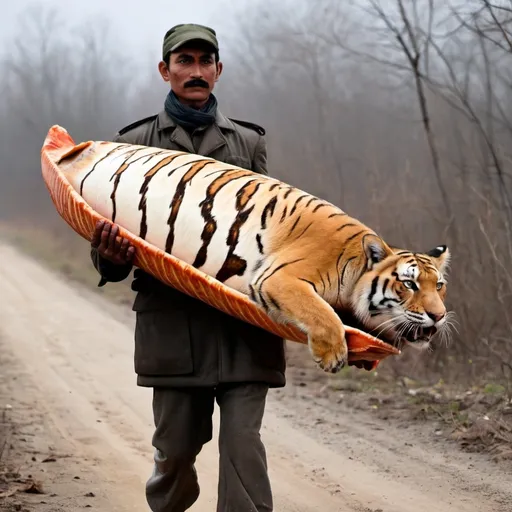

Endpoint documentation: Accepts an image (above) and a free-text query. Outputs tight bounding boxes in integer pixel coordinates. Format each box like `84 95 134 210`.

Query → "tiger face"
352 237 451 350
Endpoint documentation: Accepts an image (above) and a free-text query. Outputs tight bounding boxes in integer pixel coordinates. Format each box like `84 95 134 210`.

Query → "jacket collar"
156 109 235 156
156 109 236 131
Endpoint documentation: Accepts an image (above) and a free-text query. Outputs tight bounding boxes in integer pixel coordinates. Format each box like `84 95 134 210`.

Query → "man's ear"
215 60 223 82
426 245 451 274
362 234 393 270
158 60 170 82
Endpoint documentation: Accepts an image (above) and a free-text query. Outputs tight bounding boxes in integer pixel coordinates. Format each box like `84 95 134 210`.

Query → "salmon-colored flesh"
41 126 400 366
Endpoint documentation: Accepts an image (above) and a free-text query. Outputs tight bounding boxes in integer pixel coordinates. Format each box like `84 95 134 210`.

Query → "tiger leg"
250 276 347 373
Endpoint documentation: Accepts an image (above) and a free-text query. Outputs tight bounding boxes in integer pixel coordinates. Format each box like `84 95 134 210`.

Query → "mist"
1 0 512 384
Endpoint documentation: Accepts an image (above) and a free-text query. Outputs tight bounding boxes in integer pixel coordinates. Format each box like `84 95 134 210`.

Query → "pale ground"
0 243 511 512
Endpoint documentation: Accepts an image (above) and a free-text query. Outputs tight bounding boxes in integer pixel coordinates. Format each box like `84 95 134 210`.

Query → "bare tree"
364 0 453 220
0 4 136 220
2 0 512 383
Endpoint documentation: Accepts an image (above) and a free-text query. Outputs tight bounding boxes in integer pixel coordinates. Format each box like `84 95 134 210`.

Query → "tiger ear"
362 234 393 270
426 245 451 274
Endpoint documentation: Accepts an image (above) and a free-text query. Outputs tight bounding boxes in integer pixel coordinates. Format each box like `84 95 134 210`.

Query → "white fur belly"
72 147 271 294
142 154 207 260
76 144 156 222
200 175 264 292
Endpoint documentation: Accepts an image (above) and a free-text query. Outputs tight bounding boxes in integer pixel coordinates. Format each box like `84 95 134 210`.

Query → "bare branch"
483 0 512 52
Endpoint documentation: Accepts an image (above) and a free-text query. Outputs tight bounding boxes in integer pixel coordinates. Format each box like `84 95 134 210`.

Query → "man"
90 24 285 512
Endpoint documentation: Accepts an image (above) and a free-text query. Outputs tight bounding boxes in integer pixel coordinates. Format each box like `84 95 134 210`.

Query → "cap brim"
170 31 219 52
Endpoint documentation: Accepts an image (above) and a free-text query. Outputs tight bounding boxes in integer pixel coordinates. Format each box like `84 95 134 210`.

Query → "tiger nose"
427 311 445 323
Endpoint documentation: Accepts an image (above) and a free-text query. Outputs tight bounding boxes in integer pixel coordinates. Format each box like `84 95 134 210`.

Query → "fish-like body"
40 125 429 372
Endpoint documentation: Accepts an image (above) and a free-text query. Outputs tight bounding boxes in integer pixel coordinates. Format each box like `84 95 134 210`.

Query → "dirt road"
0 243 511 512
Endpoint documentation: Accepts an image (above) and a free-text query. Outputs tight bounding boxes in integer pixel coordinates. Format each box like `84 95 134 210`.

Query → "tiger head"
351 234 452 350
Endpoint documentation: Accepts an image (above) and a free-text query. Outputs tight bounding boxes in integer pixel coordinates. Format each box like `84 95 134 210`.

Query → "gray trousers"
146 383 273 512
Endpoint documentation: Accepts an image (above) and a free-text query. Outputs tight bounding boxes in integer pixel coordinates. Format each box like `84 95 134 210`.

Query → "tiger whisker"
372 316 403 339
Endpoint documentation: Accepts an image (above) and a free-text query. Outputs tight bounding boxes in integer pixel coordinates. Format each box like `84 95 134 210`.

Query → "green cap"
162 23 219 59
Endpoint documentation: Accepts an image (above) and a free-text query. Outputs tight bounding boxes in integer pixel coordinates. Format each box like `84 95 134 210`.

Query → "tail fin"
42 125 76 153
41 125 92 164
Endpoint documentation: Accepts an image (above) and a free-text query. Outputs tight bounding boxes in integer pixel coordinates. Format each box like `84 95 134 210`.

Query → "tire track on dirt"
0 243 510 512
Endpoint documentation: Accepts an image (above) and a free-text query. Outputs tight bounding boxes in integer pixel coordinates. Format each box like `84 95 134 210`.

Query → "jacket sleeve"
252 135 268 175
91 247 133 287
89 131 133 287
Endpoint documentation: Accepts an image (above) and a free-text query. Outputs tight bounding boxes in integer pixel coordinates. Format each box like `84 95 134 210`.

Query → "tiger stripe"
165 159 215 254
288 216 301 235
110 148 155 222
194 169 254 269
335 249 349 299
299 278 318 293
289 194 309 216
257 258 305 295
138 152 188 239
216 179 261 282
313 203 327 213
340 256 357 285
305 197 319 208
337 222 357 232
291 221 314 242
261 196 278 229
79 145 132 195
256 234 264 254
41 126 409 369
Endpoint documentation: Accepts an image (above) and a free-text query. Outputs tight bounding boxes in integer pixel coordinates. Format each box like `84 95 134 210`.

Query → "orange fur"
249 185 451 373
41 126 450 374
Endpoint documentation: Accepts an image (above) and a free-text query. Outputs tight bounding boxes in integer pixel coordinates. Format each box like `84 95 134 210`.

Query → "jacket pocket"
231 318 286 373
134 308 193 376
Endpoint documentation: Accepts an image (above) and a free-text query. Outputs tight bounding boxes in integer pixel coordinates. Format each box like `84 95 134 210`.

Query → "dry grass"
3 222 511 465
285 341 512 462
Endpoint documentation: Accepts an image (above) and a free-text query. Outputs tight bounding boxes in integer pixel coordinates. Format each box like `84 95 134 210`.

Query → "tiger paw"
309 337 348 374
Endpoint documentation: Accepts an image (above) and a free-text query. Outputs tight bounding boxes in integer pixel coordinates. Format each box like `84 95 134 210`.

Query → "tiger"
54 137 451 373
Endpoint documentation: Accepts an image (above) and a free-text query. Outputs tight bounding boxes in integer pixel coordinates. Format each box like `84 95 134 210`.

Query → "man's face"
158 43 223 107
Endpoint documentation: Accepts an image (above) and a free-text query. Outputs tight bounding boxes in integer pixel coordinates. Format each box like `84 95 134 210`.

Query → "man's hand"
91 220 135 265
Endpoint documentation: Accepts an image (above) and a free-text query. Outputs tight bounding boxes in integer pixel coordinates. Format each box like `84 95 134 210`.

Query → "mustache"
184 79 210 89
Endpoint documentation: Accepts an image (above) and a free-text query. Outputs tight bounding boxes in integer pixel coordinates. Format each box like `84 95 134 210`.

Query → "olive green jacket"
91 108 286 388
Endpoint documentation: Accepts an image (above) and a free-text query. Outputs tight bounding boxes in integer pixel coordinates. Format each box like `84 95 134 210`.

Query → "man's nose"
190 63 203 78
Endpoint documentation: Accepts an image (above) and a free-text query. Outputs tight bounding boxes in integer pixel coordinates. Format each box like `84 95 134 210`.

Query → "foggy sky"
2 0 238 64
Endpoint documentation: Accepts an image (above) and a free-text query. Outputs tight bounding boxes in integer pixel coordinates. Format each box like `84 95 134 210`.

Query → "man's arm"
91 248 133 287
90 131 134 286
252 135 268 175
90 221 134 286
